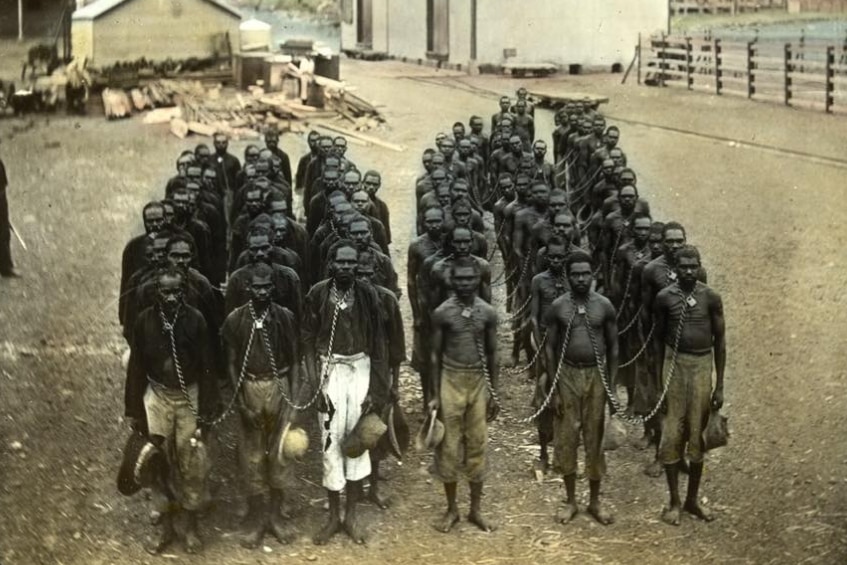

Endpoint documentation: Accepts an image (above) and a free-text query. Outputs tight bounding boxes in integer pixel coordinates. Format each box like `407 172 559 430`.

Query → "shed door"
427 0 449 56
357 0 373 47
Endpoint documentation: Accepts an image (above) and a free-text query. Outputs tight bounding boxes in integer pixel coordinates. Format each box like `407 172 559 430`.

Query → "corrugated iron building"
341 0 669 71
72 0 241 66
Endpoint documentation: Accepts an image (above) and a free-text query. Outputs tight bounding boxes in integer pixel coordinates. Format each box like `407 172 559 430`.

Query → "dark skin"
408 208 444 323
429 265 499 534
543 261 618 526
653 255 725 526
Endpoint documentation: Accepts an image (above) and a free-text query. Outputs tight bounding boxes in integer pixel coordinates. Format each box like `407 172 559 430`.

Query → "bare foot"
435 509 460 533
145 519 175 555
683 499 715 522
184 529 203 554
661 505 681 526
556 502 578 524
313 515 341 545
343 515 367 545
467 510 496 532
644 459 663 478
269 513 296 544
587 502 614 526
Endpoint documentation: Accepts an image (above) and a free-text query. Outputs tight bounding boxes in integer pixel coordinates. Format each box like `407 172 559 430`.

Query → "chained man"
529 236 572 472
222 262 301 548
124 268 219 554
653 245 725 526
640 222 707 476
543 250 617 526
303 242 387 545
430 257 499 534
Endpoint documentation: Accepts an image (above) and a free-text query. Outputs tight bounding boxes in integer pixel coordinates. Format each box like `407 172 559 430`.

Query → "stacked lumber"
102 88 132 119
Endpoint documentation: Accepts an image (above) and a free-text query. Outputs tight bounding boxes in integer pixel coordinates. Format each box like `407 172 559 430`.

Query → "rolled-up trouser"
318 352 371 492
435 357 488 483
659 349 712 465
239 377 289 495
554 364 607 481
144 383 208 511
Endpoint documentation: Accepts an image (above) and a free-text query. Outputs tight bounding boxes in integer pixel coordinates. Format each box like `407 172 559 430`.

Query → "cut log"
142 106 182 124
187 120 216 137
170 117 189 139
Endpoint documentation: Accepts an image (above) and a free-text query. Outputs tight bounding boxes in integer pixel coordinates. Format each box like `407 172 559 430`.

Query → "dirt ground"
1 56 846 565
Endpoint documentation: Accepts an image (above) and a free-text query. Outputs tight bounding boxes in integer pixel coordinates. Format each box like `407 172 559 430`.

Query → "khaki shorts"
239 378 288 495
658 350 713 464
554 364 607 481
435 358 488 483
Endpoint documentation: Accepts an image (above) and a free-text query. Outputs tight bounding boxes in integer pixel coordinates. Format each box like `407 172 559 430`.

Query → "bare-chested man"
653 245 725 526
543 250 617 526
430 257 499 534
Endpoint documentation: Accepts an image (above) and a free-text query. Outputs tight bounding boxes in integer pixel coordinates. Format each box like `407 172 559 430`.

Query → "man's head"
593 117 606 136
421 149 435 172
249 262 275 307
157 268 185 312
213 132 229 154
499 96 511 112
632 214 652 245
458 138 473 158
194 144 211 167
610 147 626 167
331 242 358 286
331 199 354 226
355 249 377 283
160 200 176 227
247 230 274 264
151 234 171 266
618 184 638 214
674 245 701 279
451 256 481 299
469 115 483 134
171 188 194 220
548 189 567 217
176 151 195 176
323 168 341 192
531 182 551 209
579 117 592 135
435 132 448 146
662 222 687 262
350 189 371 214
440 137 456 159
602 158 615 178
450 226 473 257
552 212 575 241
546 236 568 275
267 195 289 216
604 126 620 149
343 169 362 196
318 136 334 156
452 121 466 142
308 130 321 152
509 135 523 154
648 221 665 258
423 206 445 238
566 250 593 296
332 136 348 157
516 86 528 100
245 187 265 217
166 234 194 272
514 174 531 199
451 199 473 228
244 144 261 165
348 216 372 250
271 215 289 246
142 202 166 236
532 140 547 160
515 99 527 115
450 179 470 202
363 170 381 196
618 168 637 188
264 127 280 149
430 153 447 171
436 183 453 208
498 174 515 199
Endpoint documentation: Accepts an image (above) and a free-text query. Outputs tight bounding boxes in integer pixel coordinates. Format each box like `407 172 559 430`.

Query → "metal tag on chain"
686 296 697 307
338 299 348 310
668 271 677 281
577 305 586 315
254 319 264 330
461 307 472 318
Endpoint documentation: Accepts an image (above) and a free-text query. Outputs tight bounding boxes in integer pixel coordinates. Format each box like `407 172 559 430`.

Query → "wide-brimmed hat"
342 412 387 458
271 403 309 463
117 432 163 496
415 409 444 452
373 401 411 460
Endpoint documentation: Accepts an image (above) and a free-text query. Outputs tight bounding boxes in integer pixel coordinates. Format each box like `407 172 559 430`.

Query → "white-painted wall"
343 0 667 70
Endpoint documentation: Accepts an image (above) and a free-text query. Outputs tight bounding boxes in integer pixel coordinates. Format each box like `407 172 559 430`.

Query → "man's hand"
532 377 548 410
711 388 724 411
486 395 500 422
427 398 440 414
128 416 147 435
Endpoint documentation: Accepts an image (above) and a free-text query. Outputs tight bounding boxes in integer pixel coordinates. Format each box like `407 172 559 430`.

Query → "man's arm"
479 262 492 304
530 276 543 346
709 290 726 409
603 299 620 396
543 303 560 388
485 308 499 391
652 292 669 387
407 245 422 321
429 310 445 407
125 317 148 421
301 290 318 387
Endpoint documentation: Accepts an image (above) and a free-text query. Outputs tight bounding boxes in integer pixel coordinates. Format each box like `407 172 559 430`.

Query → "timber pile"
104 72 391 145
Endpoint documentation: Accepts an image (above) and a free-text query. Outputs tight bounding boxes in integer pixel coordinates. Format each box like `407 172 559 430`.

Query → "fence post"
686 37 693 90
747 41 755 98
637 33 642 85
784 42 792 107
714 38 722 95
659 32 666 87
826 45 834 114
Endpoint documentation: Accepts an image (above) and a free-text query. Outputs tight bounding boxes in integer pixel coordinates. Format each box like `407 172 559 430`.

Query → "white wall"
448 0 471 64
385 0 427 60
340 0 357 49
475 0 667 68
372 0 388 52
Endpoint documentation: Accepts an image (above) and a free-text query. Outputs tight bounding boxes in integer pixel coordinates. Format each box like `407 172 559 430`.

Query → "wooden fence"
639 33 847 113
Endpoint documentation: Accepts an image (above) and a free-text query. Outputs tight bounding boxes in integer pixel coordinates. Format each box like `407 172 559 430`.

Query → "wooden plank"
141 106 181 124
311 121 405 152
170 118 189 139
526 89 609 106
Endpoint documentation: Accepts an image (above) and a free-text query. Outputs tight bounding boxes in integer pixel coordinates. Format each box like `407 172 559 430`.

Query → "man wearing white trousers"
303 241 388 546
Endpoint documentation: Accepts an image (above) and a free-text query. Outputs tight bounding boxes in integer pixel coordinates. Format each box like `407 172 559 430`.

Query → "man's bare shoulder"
474 297 498 321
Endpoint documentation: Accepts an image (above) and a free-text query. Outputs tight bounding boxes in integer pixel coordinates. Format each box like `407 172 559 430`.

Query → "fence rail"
639 33 847 114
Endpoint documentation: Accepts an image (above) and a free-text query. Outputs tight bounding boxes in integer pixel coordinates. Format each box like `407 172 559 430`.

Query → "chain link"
504 331 547 375
618 321 654 369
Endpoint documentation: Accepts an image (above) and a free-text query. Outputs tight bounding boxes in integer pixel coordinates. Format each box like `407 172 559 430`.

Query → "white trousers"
319 352 372 491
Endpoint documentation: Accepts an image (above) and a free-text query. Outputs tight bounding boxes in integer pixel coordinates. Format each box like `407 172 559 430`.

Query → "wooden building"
341 0 669 72
71 0 241 66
